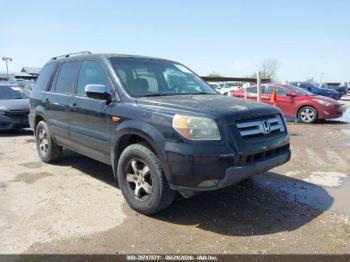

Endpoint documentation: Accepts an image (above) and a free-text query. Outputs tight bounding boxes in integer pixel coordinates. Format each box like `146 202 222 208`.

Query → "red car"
232 83 344 123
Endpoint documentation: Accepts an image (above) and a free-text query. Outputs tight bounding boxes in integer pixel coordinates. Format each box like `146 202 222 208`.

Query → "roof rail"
50 51 92 61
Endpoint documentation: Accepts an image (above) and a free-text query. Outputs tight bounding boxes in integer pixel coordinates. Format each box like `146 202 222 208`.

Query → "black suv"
29 52 290 214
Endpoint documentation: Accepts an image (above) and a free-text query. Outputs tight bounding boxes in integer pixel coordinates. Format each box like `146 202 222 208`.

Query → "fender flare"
111 120 174 185
33 106 49 129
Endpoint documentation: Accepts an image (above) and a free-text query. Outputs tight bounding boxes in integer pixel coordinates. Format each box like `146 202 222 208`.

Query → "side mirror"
286 92 296 97
85 84 112 102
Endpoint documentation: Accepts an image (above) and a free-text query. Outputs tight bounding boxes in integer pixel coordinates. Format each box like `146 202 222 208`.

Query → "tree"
305 77 315 83
207 71 222 77
260 59 280 80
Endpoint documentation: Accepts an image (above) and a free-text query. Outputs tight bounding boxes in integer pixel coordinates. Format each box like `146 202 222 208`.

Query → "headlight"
0 106 6 115
312 99 332 106
172 115 221 140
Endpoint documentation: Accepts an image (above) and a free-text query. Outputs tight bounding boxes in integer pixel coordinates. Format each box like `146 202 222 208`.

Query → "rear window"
54 61 81 93
35 63 56 91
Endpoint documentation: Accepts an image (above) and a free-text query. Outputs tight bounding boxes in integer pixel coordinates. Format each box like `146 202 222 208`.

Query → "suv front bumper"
164 138 290 197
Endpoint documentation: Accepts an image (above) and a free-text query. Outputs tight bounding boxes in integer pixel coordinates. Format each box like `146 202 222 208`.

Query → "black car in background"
0 83 30 130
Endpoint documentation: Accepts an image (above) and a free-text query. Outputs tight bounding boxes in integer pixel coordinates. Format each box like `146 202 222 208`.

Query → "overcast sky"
1 0 349 82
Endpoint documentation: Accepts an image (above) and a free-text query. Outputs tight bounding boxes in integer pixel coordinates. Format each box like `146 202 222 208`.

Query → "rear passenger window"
54 61 80 93
77 61 108 95
35 63 56 91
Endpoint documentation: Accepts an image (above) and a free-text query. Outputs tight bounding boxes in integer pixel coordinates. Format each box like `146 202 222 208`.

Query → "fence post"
256 71 261 102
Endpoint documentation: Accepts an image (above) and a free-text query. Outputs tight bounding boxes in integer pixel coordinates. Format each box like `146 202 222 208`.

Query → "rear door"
46 61 81 146
69 59 113 164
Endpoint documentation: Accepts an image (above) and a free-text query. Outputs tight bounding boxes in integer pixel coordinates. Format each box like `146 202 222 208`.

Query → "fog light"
198 180 218 187
323 111 330 115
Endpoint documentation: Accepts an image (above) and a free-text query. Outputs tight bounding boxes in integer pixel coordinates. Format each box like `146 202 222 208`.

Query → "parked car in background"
0 83 30 130
321 83 348 96
290 82 340 100
225 82 242 91
232 83 344 123
207 82 236 95
23 83 36 95
29 52 290 214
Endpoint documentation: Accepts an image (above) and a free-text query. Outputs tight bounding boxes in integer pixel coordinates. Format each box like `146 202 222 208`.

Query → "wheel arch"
33 111 48 131
111 121 173 185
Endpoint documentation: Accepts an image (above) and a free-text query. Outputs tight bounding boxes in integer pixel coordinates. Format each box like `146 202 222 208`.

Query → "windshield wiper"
140 93 171 97
187 92 214 95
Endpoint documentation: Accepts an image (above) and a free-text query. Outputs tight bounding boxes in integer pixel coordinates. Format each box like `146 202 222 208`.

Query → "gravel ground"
0 97 349 254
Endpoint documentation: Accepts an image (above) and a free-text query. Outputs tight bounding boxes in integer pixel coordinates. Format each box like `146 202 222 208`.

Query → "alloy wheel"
125 159 153 201
300 108 315 122
38 128 49 154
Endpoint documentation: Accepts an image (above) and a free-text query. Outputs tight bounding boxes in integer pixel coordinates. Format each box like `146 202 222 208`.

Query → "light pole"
319 72 324 87
2 57 13 77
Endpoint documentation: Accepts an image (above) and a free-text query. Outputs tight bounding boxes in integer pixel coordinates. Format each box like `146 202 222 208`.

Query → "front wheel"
298 106 318 123
117 143 175 214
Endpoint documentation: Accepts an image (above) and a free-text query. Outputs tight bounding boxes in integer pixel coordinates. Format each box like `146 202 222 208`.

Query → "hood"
315 87 338 94
0 99 30 111
137 94 280 122
335 86 346 92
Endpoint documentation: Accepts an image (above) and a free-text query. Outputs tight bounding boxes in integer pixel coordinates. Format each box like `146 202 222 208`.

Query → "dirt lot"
1 97 350 254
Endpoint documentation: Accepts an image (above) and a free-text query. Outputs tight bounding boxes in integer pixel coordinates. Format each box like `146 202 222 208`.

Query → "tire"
117 143 176 215
298 106 318 123
35 120 62 163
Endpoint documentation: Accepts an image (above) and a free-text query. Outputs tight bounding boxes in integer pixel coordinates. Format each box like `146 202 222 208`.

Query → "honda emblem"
261 121 271 135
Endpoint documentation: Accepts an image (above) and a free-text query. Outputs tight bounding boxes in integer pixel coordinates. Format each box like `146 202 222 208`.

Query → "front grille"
237 144 290 166
236 115 285 139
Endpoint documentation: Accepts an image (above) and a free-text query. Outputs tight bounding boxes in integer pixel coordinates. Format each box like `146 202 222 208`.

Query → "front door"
262 85 294 117
69 60 113 164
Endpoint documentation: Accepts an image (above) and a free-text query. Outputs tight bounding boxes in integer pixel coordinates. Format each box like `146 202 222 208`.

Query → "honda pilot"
29 52 291 214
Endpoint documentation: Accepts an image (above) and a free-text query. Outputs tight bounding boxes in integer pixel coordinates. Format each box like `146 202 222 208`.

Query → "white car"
208 82 237 95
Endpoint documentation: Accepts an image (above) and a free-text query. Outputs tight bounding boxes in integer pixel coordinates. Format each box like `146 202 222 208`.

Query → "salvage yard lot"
1 97 350 254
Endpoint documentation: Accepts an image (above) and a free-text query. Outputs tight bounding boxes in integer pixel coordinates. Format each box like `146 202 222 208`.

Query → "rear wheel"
117 143 175 214
35 121 62 163
298 106 318 123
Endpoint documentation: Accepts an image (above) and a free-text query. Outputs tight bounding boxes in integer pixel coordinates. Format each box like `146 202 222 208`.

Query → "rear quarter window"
35 63 56 91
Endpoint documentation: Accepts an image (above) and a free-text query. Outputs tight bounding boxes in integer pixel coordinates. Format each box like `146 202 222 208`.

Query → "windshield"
109 57 217 97
288 84 313 96
0 86 28 99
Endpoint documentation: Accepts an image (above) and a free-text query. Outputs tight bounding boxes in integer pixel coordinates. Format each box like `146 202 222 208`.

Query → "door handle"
69 103 78 112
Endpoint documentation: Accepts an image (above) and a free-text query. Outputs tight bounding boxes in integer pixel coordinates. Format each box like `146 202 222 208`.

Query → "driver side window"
264 85 287 96
77 60 108 96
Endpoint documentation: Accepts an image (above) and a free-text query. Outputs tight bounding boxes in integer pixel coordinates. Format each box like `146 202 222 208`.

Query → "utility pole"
256 71 262 102
319 72 324 87
2 57 13 77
